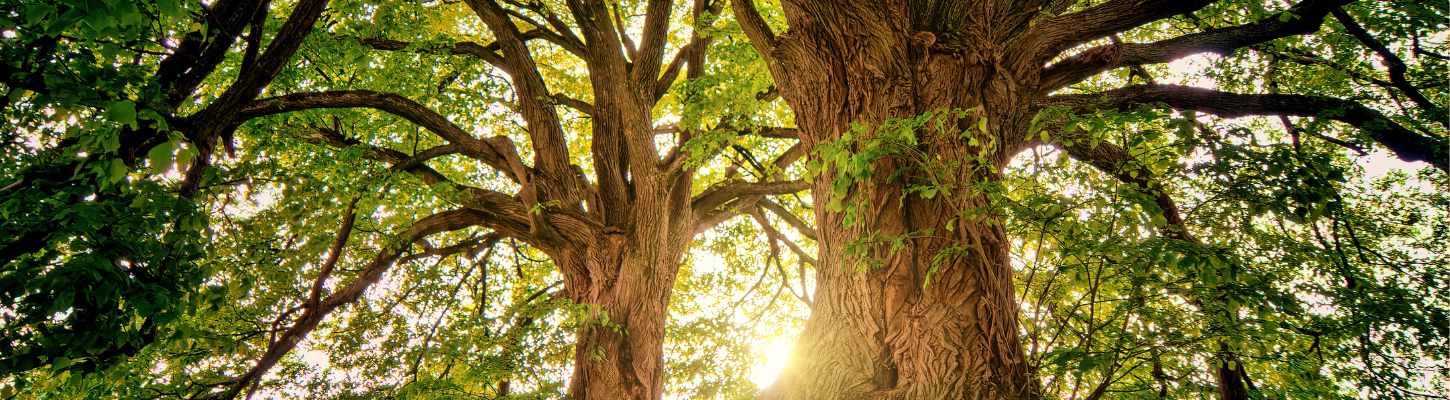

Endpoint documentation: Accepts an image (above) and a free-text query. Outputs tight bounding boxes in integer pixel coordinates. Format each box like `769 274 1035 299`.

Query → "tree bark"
733 0 1437 397
741 2 1044 398
554 232 691 400
760 187 1034 400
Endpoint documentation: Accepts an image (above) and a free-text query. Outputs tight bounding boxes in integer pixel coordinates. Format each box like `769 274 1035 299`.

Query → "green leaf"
148 141 174 175
175 146 195 170
107 158 127 183
25 4 55 25
133 298 153 317
105 100 137 128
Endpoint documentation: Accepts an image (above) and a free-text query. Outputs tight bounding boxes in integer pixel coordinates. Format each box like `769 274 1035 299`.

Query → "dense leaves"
1 0 1446 398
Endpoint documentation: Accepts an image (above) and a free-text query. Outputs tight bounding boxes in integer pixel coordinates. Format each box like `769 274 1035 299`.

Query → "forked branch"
759 198 817 241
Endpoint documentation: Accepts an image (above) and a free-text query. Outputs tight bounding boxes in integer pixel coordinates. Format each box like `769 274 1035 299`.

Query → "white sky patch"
693 250 727 274
749 336 794 388
1165 53 1220 88
1358 150 1425 179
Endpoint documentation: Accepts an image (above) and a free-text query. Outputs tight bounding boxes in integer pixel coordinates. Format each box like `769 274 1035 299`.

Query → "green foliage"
2 0 1446 398
1006 113 1447 400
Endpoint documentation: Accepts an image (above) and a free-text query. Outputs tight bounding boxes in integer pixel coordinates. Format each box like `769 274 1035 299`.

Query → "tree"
1 0 1446 399
729 0 1446 399
2 0 805 398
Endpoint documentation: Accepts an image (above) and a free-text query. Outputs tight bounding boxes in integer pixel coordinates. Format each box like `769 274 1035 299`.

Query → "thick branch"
1041 0 1354 92
205 0 331 112
237 90 526 182
1030 0 1213 62
157 0 268 107
464 0 575 178
754 127 800 139
1041 85 1448 172
551 93 594 115
730 0 777 66
686 143 808 234
629 0 678 87
691 180 809 221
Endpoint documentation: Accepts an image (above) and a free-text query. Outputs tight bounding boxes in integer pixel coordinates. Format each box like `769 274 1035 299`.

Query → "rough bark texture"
744 1 1046 398
183 0 807 397
732 0 1442 398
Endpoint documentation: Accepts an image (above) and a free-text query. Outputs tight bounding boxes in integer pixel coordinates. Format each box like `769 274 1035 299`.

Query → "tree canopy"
0 0 1446 399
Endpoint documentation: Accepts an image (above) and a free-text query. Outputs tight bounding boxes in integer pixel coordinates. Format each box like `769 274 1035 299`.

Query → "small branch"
349 36 508 70
398 233 503 264
391 143 464 171
1055 134 1201 244
215 210 493 400
237 0 271 78
749 206 819 267
295 126 537 240
611 4 639 62
306 197 361 307
655 40 702 99
1331 8 1446 127
758 198 816 241
750 208 813 306
1412 35 1450 60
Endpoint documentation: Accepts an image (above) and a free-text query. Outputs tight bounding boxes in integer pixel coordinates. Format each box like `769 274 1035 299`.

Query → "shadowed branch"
1041 84 1448 172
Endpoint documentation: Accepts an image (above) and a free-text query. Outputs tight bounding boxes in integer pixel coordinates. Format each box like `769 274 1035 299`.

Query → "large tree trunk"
742 1 1046 398
760 185 1034 399
558 237 684 400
